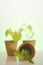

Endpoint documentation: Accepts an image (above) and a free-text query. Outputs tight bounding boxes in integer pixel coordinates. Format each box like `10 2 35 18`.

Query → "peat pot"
18 40 36 58
5 41 17 56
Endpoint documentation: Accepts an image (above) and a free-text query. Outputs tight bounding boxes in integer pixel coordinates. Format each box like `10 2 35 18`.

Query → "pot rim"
5 40 14 43
23 40 36 42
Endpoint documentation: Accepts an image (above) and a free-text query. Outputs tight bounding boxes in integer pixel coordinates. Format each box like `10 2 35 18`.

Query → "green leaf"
28 58 34 64
5 30 8 36
13 50 24 60
12 32 21 43
29 32 34 38
13 50 34 64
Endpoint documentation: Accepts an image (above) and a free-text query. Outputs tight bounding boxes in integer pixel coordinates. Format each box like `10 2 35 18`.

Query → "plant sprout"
26 25 34 39
5 28 23 43
27 25 32 32
13 50 34 64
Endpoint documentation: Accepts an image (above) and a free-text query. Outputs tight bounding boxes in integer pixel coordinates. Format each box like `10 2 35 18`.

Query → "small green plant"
26 25 34 39
21 24 34 39
5 28 23 43
13 50 34 64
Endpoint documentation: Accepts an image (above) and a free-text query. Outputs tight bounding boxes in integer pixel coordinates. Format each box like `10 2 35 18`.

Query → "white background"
0 0 43 51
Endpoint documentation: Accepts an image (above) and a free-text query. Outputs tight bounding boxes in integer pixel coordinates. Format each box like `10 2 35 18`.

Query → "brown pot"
18 40 36 58
23 40 35 47
5 41 17 56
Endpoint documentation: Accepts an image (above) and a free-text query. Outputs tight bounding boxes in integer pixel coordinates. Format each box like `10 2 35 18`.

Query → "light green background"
0 0 43 52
